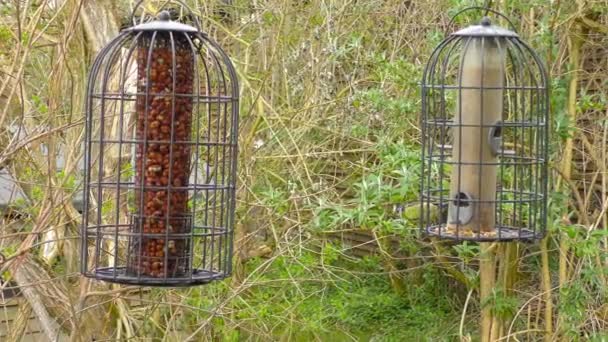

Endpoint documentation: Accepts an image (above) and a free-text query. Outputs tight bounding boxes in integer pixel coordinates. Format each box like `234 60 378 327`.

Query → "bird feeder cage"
420 8 548 242
81 2 239 286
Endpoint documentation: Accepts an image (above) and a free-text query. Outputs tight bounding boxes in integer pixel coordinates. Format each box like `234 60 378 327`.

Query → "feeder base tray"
88 267 226 287
424 225 542 242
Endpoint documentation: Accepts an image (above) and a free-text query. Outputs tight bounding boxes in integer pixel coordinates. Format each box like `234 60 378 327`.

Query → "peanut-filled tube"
447 37 504 234
127 33 194 278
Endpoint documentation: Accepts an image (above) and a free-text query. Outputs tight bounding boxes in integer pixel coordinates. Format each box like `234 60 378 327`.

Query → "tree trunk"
70 2 123 341
80 0 120 53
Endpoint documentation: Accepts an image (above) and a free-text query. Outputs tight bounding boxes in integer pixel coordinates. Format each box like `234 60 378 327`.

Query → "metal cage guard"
81 3 239 286
420 9 549 242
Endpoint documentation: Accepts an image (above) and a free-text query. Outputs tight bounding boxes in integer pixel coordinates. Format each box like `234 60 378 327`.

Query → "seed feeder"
420 9 548 242
81 1 239 286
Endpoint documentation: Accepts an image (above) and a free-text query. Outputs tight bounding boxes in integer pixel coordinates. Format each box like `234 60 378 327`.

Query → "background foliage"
0 0 607 341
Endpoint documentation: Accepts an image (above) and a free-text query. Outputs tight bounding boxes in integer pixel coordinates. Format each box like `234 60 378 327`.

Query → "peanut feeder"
81 3 239 286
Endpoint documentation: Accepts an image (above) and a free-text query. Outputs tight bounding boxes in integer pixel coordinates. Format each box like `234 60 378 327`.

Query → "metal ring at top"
130 0 202 32
445 7 517 36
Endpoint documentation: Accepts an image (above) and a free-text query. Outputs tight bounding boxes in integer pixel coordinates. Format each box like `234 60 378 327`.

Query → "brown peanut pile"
128 36 194 278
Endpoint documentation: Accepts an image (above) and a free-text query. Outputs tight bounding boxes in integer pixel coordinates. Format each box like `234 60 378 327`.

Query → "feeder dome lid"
452 17 518 38
125 10 198 33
